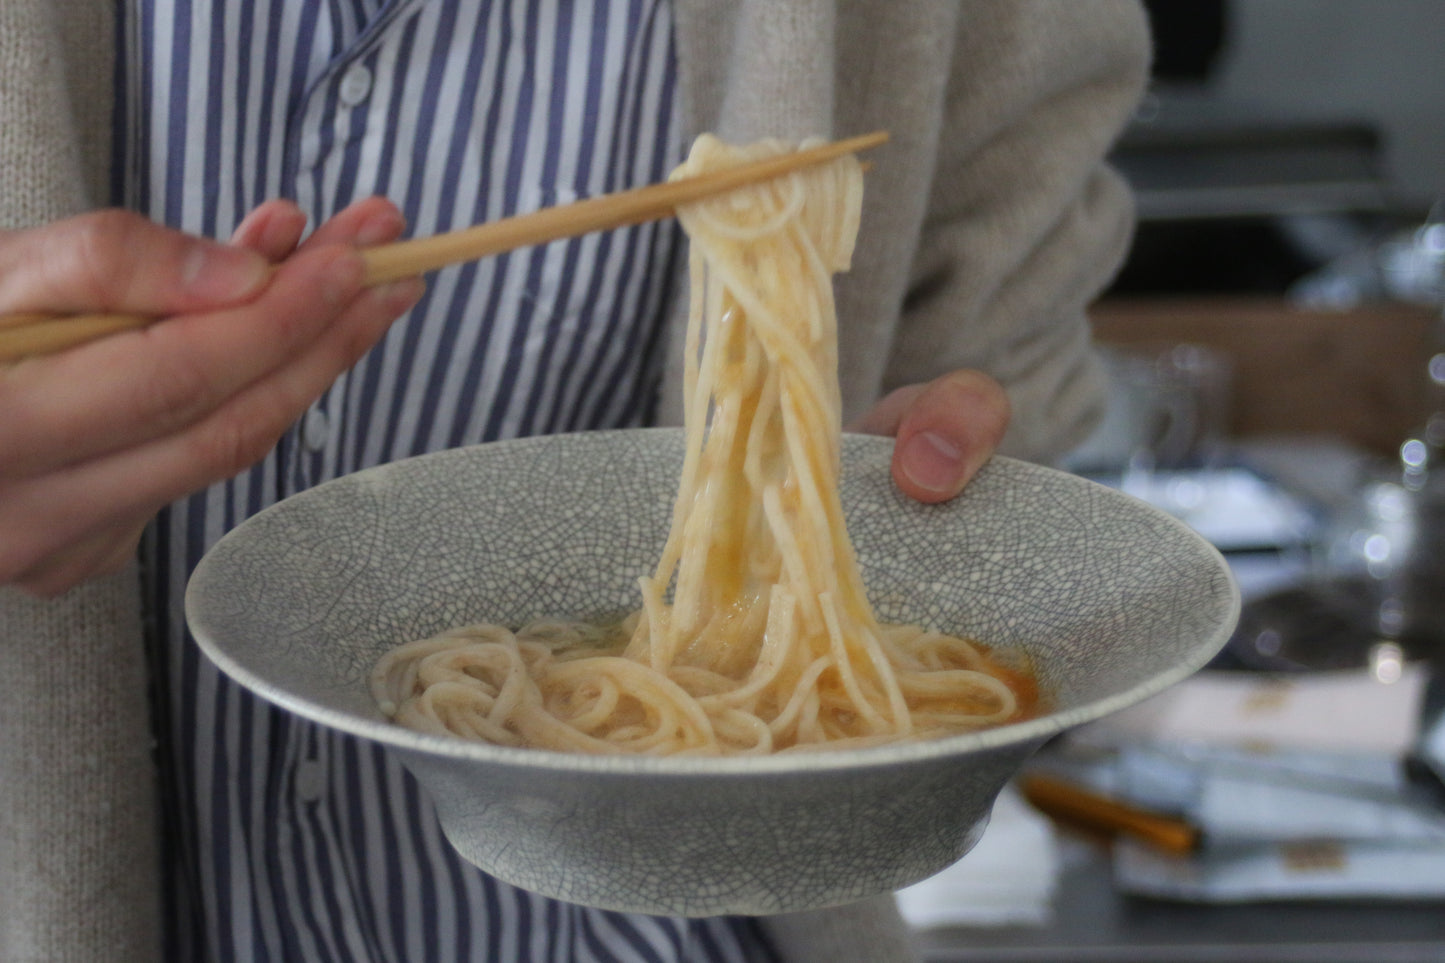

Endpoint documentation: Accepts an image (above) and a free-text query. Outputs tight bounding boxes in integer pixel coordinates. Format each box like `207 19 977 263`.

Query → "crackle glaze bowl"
186 428 1238 917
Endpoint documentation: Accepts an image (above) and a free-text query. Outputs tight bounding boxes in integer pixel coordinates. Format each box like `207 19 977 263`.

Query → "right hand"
0 197 424 596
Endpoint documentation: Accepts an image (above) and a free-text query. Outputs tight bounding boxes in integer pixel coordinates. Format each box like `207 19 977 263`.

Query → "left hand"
851 369 1010 504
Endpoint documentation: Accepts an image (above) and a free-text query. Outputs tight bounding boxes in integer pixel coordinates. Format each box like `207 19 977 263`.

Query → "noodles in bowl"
370 135 1039 756
187 429 1237 915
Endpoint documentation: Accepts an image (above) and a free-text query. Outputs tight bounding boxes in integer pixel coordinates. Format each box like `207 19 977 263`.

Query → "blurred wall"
1208 0 1445 210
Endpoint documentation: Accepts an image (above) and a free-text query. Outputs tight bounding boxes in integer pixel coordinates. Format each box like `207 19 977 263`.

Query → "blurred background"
1097 0 1445 458
1115 0 1443 297
911 3 1445 958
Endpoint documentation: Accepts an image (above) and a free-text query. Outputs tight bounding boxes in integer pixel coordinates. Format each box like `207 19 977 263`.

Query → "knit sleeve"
885 0 1151 463
0 2 159 961
0 573 161 963
0 0 112 227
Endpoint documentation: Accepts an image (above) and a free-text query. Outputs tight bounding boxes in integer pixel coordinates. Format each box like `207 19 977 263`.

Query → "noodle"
371 135 1036 755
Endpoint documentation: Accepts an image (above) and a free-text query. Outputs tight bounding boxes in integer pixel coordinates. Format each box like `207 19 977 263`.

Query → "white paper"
896 785 1059 928
1114 836 1445 902
1103 743 1445 844
1077 665 1428 756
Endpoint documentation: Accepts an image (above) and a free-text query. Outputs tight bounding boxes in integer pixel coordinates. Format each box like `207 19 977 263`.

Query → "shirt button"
338 64 373 107
302 406 330 451
294 760 326 802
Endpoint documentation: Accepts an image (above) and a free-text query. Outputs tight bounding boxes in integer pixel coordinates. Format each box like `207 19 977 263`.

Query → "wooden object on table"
1091 297 1436 457
1019 772 1199 856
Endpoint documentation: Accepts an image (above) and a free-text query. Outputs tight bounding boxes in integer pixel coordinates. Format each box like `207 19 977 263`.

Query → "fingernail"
258 203 307 251
181 243 270 301
372 277 426 312
356 210 405 247
900 430 965 494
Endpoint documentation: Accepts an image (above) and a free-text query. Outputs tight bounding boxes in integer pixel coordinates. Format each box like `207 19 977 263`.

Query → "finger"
0 277 424 583
888 370 1010 504
849 383 927 437
231 196 405 262
0 208 271 317
0 243 368 479
12 518 147 598
300 196 407 253
230 199 309 261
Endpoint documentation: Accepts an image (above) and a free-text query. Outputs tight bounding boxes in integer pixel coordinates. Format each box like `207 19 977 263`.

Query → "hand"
851 369 1011 504
0 197 424 596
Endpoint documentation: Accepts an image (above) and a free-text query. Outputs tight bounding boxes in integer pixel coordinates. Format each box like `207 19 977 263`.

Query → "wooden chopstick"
1019 772 1201 856
0 312 158 362
0 131 888 364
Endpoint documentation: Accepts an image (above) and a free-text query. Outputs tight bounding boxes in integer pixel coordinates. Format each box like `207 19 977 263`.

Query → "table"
918 844 1445 963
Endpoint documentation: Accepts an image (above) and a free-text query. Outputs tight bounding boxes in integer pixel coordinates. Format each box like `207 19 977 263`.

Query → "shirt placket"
281 0 428 497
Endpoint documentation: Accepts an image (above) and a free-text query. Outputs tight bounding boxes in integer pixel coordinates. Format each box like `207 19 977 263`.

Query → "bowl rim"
186 430 1241 778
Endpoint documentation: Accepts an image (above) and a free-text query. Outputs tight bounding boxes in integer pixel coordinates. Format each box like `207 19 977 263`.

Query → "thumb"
890 370 1010 504
0 209 271 317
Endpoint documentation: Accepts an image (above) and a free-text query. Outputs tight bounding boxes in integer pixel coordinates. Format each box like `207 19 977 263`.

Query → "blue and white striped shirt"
119 1 775 959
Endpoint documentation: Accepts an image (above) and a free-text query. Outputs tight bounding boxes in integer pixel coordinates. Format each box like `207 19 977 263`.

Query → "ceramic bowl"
186 428 1238 916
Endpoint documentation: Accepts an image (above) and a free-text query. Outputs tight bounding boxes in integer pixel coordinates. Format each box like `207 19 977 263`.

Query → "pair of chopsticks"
0 130 888 364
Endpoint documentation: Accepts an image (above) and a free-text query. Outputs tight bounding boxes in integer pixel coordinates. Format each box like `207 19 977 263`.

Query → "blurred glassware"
1224 201 1445 674
1290 201 1445 310
1226 444 1445 674
1068 342 1233 489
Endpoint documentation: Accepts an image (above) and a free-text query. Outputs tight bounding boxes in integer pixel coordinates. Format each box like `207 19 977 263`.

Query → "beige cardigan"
0 1 1149 959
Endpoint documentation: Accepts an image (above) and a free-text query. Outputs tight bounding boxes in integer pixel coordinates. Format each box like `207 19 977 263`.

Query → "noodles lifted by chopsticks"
371 135 1035 755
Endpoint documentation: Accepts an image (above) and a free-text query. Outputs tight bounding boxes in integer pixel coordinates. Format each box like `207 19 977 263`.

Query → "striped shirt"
118 1 775 959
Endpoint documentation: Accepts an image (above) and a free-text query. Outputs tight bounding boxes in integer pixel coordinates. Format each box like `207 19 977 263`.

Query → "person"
0 0 1150 960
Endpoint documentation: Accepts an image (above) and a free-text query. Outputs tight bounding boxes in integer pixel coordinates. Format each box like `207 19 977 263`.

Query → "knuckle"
131 340 219 427
335 303 393 367
0 539 42 591
189 403 291 481
92 552 131 579
267 303 322 347
66 209 151 308
0 551 28 586
15 575 62 598
0 500 39 586
939 370 1009 422
16 562 82 598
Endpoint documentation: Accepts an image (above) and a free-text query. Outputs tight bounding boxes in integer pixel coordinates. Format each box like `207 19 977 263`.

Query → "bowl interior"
185 428 1239 912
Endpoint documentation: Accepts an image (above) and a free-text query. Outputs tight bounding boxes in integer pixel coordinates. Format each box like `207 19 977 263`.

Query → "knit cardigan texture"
0 2 161 961
0 1 1149 960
